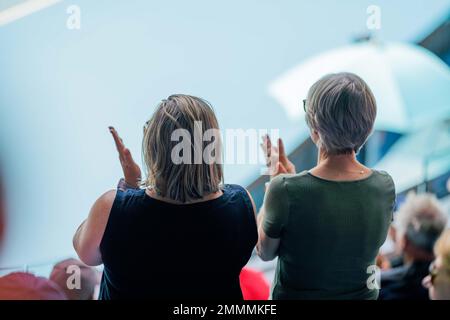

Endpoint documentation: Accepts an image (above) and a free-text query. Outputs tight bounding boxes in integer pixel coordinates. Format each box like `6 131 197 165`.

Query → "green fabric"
263 170 395 300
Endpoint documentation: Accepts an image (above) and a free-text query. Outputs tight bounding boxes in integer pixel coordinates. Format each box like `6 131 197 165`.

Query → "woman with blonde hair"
257 72 396 299
423 229 450 300
73 95 257 299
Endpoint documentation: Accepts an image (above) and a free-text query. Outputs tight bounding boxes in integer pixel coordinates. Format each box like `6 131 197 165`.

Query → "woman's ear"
310 130 320 144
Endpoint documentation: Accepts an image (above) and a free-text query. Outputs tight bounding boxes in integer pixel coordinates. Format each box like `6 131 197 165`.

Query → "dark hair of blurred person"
379 192 447 300
257 72 395 299
423 229 450 300
49 258 101 300
73 94 257 299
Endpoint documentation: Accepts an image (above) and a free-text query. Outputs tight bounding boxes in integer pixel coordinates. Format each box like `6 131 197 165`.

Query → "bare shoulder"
97 189 117 205
89 189 117 222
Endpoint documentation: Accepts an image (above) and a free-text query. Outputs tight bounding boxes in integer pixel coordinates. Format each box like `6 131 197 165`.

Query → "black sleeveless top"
99 184 257 300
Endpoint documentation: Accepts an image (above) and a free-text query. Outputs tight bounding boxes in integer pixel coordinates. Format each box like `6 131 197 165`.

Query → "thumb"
277 162 288 174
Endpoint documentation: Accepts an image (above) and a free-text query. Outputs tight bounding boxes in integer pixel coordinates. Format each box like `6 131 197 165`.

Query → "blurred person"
0 173 4 247
73 95 257 299
239 267 270 300
0 272 66 300
49 258 101 300
423 229 450 300
0 172 67 300
379 193 447 300
376 253 392 270
257 73 396 299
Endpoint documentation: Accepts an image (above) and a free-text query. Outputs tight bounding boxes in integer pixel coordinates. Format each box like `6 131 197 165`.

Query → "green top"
263 170 396 300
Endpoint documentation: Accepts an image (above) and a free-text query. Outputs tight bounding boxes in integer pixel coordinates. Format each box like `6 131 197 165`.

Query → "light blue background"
0 0 449 268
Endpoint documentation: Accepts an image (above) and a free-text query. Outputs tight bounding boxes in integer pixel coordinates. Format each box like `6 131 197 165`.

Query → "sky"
0 0 449 269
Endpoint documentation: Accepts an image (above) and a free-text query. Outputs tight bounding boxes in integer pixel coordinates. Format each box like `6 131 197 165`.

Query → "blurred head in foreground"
0 272 66 300
394 192 447 261
142 94 223 203
49 258 101 300
305 72 377 156
0 174 4 247
423 229 450 300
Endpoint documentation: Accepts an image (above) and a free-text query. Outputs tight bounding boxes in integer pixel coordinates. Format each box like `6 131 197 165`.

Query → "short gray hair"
395 192 448 253
305 72 377 155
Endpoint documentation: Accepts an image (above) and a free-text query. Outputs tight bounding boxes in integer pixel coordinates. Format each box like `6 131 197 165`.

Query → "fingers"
264 134 272 151
122 147 135 164
109 126 126 154
260 134 272 167
260 135 271 156
278 138 286 159
422 275 432 289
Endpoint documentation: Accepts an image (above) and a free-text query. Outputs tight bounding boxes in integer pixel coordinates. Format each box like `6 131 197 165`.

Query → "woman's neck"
311 148 371 180
317 149 360 168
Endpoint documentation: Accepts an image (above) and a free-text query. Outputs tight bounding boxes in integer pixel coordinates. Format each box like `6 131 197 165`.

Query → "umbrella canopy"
375 120 450 193
269 41 450 133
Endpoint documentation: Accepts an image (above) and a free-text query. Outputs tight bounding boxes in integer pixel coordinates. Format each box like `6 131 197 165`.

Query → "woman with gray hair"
257 72 396 299
380 192 447 300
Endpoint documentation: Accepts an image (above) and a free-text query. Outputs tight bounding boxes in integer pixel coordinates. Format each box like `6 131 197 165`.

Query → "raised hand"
260 135 296 178
109 126 142 188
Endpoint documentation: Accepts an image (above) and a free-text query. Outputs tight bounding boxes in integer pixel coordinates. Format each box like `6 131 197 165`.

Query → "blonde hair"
305 72 377 155
142 94 223 203
434 229 450 277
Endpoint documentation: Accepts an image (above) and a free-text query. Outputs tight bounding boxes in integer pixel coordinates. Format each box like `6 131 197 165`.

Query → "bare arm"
244 189 279 261
256 203 281 261
73 190 116 266
256 135 294 261
74 126 142 266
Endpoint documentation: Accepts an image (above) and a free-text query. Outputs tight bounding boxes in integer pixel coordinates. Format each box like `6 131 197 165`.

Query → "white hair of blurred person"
423 229 450 300
49 258 101 300
393 192 448 260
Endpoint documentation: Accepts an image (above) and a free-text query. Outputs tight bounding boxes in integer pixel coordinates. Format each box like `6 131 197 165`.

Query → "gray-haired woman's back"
263 170 395 299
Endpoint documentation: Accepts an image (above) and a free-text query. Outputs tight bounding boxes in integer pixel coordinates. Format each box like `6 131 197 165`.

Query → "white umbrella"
375 120 450 193
269 41 450 133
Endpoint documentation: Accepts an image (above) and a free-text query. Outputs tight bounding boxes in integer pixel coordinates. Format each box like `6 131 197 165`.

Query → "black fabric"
379 260 431 300
99 184 257 300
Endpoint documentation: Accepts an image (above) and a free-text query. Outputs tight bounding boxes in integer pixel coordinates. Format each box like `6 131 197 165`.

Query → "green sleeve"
262 175 289 238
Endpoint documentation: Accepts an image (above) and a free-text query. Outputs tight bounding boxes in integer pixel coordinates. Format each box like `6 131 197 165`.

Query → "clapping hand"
109 126 142 188
260 135 296 179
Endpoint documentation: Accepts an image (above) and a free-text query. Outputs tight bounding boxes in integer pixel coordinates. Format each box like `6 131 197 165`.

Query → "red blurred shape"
239 267 270 300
